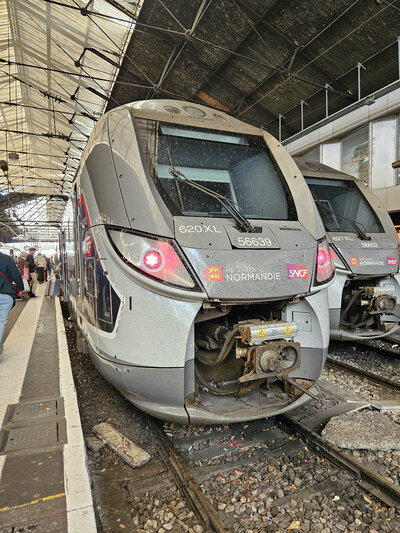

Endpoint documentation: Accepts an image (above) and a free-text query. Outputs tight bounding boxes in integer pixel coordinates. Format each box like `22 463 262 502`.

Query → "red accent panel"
80 193 91 227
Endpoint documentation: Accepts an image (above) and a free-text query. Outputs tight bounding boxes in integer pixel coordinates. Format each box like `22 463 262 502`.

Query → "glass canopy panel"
0 0 141 240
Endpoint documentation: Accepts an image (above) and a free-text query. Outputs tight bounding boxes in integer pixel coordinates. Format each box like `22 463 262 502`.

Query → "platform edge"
56 298 97 532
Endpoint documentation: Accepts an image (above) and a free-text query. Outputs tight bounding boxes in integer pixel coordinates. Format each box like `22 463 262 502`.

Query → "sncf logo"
387 257 398 266
205 265 224 281
350 257 359 266
286 264 310 280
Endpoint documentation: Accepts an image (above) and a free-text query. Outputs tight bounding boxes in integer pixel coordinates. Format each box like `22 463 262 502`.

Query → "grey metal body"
296 157 400 340
62 101 332 424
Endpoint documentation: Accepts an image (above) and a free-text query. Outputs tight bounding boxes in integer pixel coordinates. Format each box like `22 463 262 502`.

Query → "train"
60 100 334 424
296 158 400 340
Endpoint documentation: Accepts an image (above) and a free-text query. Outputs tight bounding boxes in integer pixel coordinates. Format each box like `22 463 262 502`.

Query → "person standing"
17 252 30 293
26 247 37 297
36 252 46 284
9 249 17 264
0 251 27 354
44 256 49 282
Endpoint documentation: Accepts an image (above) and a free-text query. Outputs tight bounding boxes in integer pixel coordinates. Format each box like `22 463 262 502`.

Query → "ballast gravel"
329 340 400 384
198 448 399 532
64 315 400 532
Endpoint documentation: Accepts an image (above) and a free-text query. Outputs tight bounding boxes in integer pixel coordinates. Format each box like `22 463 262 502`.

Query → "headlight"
107 227 201 291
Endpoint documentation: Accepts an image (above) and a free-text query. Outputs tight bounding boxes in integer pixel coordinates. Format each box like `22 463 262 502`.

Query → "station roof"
0 0 140 242
110 0 400 138
3 0 400 242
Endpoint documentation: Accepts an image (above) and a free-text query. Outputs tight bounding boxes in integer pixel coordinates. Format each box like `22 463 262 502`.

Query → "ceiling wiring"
236 0 399 118
0 0 141 241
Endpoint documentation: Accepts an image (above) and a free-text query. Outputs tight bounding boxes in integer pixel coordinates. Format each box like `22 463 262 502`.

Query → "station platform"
0 285 96 532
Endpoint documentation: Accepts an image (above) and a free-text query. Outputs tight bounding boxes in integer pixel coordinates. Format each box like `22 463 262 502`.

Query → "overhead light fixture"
8 152 19 161
0 160 8 173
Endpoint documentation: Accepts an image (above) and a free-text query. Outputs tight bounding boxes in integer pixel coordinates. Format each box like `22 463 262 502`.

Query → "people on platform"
9 249 17 264
0 251 28 354
26 247 37 297
36 252 47 284
17 252 26 277
44 256 50 281
17 252 31 295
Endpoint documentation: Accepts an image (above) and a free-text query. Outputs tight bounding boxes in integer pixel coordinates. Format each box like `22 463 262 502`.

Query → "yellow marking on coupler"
0 492 66 513
284 326 292 334
257 329 266 338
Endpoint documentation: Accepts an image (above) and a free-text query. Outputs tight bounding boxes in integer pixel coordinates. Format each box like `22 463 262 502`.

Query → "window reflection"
341 126 369 183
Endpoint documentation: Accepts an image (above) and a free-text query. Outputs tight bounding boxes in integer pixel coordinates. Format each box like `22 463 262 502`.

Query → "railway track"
326 356 400 391
67 320 400 531
146 406 400 532
134 345 400 530
349 339 400 359
278 414 400 509
147 416 228 533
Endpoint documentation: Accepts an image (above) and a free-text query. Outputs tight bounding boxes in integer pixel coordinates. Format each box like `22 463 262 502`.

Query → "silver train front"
298 158 400 341
61 100 334 424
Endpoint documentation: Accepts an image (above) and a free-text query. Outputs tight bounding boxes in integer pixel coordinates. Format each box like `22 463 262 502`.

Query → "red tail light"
314 238 334 285
317 249 329 266
107 227 201 291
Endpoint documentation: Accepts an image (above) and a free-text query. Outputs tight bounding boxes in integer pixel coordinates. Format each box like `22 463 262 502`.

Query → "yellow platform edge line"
0 491 66 513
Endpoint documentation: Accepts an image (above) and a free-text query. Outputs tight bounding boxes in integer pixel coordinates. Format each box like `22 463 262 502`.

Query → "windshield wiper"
167 150 254 233
313 195 371 241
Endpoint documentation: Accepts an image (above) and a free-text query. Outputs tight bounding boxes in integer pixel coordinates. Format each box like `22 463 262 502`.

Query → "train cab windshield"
306 177 383 233
135 118 295 220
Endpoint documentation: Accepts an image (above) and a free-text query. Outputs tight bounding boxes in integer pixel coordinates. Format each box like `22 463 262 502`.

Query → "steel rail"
349 339 400 358
277 414 400 507
146 416 227 533
326 357 400 391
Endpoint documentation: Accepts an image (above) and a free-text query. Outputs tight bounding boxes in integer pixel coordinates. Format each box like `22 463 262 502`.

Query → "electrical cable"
0 128 82 142
190 0 212 31
237 0 399 118
9 164 63 171
155 0 186 31
13 0 132 197
0 101 94 120
262 37 400 130
230 0 286 69
60 1 123 109
195 366 239 396
299 0 361 51
42 0 138 22
70 0 153 92
0 149 79 160
147 0 215 99
0 58 152 87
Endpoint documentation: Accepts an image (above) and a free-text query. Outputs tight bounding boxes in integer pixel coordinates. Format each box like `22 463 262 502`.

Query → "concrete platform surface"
0 285 96 532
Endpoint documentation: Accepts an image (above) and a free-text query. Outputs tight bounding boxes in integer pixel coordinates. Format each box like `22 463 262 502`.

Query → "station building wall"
284 83 400 214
